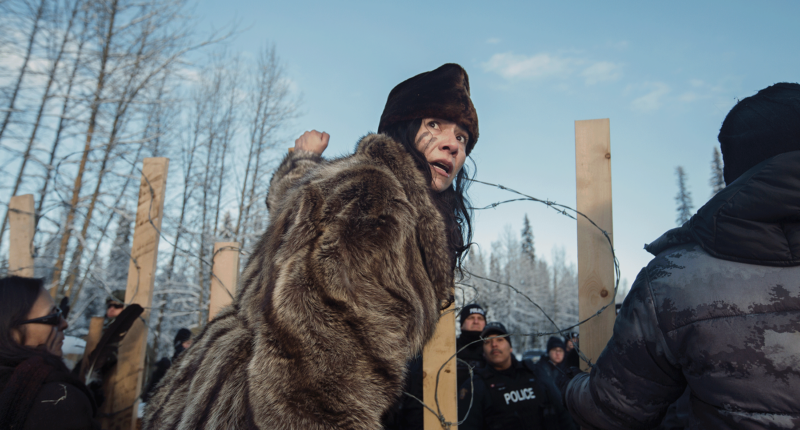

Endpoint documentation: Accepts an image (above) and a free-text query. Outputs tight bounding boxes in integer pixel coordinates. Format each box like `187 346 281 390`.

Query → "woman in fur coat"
143 63 479 430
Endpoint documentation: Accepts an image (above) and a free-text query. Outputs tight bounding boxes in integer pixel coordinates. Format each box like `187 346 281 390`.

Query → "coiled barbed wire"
3 160 620 427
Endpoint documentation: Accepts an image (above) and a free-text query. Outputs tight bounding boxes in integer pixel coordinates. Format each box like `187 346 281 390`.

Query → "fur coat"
143 134 454 429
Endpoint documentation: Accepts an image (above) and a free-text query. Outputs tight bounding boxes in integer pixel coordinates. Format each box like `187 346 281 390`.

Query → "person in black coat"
565 82 800 429
0 276 100 429
141 327 193 402
458 323 575 430
564 332 580 368
456 303 487 388
534 336 569 390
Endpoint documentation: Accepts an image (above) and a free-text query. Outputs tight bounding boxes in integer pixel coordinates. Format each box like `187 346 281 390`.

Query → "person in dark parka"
141 327 193 403
456 303 487 388
565 82 800 429
0 276 100 430
534 336 569 392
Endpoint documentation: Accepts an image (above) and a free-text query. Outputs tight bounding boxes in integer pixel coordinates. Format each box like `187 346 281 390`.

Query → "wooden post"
100 158 168 430
423 302 458 430
8 194 35 277
80 316 105 380
575 119 615 371
208 242 240 321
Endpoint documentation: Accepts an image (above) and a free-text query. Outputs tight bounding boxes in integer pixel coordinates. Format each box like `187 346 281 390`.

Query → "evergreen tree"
219 211 235 241
464 223 581 353
521 214 535 262
710 146 725 195
105 214 132 292
675 166 694 225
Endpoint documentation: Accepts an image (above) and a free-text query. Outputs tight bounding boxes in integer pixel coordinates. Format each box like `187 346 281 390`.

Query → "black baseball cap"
481 322 511 347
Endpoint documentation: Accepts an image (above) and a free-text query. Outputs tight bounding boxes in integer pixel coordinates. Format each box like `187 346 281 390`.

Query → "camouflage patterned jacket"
566 150 800 429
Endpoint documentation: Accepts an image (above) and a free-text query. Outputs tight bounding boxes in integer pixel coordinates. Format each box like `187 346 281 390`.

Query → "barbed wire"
398 178 620 427
3 155 621 428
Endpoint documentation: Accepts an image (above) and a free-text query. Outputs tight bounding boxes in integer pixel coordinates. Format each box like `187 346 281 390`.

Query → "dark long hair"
0 276 68 371
381 119 475 274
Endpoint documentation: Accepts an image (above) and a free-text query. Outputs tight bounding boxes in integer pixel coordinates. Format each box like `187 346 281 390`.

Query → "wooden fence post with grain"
8 194 35 278
422 301 458 430
99 158 169 430
208 242 240 321
574 118 616 371
80 316 105 380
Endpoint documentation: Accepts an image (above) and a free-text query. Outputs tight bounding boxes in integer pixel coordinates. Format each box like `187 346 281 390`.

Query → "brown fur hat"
378 63 479 154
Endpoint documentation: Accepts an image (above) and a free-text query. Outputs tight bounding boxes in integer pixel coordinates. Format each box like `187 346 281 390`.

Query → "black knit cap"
546 336 566 353
718 82 800 185
481 322 511 348
378 63 479 155
459 303 486 326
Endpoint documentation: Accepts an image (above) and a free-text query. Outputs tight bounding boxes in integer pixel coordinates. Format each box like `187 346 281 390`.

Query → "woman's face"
12 288 68 356
415 118 468 192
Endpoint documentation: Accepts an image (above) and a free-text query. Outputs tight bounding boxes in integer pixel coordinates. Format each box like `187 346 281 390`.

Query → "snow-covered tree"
521 214 535 262
710 146 725 195
460 221 580 354
105 214 133 293
675 166 694 225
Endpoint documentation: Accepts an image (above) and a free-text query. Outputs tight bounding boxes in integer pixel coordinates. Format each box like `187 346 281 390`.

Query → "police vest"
476 364 546 430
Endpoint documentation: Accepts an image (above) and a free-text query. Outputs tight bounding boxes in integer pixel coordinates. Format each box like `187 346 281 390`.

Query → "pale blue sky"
193 1 799 288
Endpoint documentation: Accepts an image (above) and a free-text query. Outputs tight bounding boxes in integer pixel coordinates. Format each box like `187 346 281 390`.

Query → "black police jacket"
458 356 576 430
456 330 486 388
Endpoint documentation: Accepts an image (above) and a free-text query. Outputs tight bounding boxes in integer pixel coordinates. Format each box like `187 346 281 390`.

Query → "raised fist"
294 130 329 155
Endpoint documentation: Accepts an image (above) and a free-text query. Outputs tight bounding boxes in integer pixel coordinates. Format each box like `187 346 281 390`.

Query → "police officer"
458 322 576 430
456 303 487 388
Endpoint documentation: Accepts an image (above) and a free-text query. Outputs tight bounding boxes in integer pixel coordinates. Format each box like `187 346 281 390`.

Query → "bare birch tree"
0 0 48 248
234 45 298 249
50 0 225 297
0 0 47 142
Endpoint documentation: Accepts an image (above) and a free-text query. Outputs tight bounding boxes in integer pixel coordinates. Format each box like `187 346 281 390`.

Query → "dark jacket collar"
646 150 800 266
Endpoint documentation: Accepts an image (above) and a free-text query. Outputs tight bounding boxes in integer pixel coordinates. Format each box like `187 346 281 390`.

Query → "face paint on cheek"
415 132 434 152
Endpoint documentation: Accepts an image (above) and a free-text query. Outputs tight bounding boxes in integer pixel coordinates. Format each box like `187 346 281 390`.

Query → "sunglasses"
16 307 63 327
107 303 124 309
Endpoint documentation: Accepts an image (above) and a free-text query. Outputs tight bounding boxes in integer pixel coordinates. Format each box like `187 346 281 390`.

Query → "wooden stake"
423 302 458 430
8 194 35 277
208 242 240 321
100 158 168 430
80 316 105 381
575 119 615 371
